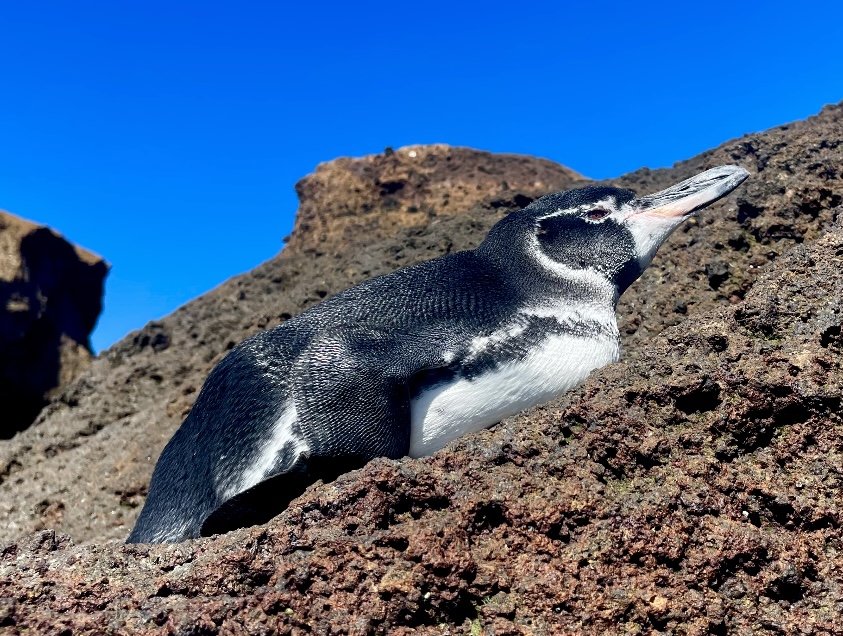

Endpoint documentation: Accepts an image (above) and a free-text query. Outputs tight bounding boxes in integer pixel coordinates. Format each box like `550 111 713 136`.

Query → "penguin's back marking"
216 405 309 502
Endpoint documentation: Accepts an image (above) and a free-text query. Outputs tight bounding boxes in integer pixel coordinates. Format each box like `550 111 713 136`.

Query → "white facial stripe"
527 234 617 303
536 207 569 222
536 197 621 222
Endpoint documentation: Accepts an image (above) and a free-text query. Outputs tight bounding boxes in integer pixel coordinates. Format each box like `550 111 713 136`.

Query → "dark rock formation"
0 212 108 437
0 103 841 634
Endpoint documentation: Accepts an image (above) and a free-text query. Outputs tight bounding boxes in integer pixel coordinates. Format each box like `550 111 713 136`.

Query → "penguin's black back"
128 248 534 542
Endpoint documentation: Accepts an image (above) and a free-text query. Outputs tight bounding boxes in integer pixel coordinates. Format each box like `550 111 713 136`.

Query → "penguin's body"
128 166 748 544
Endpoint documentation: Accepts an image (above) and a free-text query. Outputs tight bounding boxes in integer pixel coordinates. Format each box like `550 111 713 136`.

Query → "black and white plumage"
127 165 749 543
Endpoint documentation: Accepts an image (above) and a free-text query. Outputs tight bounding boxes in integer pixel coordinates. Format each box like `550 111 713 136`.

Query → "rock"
0 211 108 437
0 147 588 545
287 144 585 254
0 102 842 633
1 220 841 635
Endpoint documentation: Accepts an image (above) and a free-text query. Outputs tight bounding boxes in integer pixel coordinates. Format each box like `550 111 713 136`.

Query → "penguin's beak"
629 165 750 219
622 164 750 268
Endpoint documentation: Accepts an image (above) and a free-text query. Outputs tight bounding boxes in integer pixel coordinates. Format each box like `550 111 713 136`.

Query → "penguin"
127 165 749 543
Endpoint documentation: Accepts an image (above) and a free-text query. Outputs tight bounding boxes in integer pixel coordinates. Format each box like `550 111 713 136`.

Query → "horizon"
2 2 841 352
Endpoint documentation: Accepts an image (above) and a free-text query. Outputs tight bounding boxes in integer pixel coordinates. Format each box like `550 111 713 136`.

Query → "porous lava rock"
0 211 107 437
0 103 842 634
287 144 585 255
1 215 841 636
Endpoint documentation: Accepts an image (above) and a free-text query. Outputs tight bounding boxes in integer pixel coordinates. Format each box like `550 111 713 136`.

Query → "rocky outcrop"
1 213 841 636
0 148 590 545
287 144 585 254
0 104 841 633
0 212 107 438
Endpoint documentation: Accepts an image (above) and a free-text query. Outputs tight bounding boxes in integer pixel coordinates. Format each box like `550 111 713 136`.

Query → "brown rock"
0 147 586 544
287 144 585 254
0 211 108 437
0 224 841 634
0 103 842 634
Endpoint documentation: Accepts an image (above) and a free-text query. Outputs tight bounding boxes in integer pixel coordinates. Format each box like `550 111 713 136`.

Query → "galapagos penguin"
127 165 749 543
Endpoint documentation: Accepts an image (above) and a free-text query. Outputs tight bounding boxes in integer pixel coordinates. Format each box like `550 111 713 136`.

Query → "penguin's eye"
585 209 610 221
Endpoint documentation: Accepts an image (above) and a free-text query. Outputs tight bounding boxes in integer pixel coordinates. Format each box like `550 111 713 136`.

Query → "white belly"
407 332 619 457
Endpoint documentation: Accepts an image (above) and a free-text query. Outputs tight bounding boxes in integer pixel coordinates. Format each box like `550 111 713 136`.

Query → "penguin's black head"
478 165 750 300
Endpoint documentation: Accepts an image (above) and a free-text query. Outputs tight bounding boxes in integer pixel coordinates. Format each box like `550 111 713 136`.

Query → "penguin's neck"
477 242 620 311
548 267 619 310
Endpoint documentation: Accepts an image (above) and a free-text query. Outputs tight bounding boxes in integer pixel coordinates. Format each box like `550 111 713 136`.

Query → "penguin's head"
479 165 749 300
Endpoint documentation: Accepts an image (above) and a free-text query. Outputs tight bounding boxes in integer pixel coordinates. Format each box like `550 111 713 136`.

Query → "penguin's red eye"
586 209 610 221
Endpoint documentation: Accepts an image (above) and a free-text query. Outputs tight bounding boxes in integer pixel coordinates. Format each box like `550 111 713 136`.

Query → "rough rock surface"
1 217 841 636
287 144 584 255
0 211 107 438
0 103 841 633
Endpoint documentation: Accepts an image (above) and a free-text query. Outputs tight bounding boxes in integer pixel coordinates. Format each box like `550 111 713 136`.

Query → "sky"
1 1 841 352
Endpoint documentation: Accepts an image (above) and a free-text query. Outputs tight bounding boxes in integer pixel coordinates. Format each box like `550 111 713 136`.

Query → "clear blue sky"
1 1 841 352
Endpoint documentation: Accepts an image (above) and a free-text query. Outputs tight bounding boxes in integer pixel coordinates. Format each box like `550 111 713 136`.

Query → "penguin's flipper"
200 464 306 536
199 454 366 537
199 326 443 538
291 325 437 461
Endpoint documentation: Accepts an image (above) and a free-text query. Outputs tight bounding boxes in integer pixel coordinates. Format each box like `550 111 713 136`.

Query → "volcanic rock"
0 103 842 634
0 211 107 437
287 144 585 255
